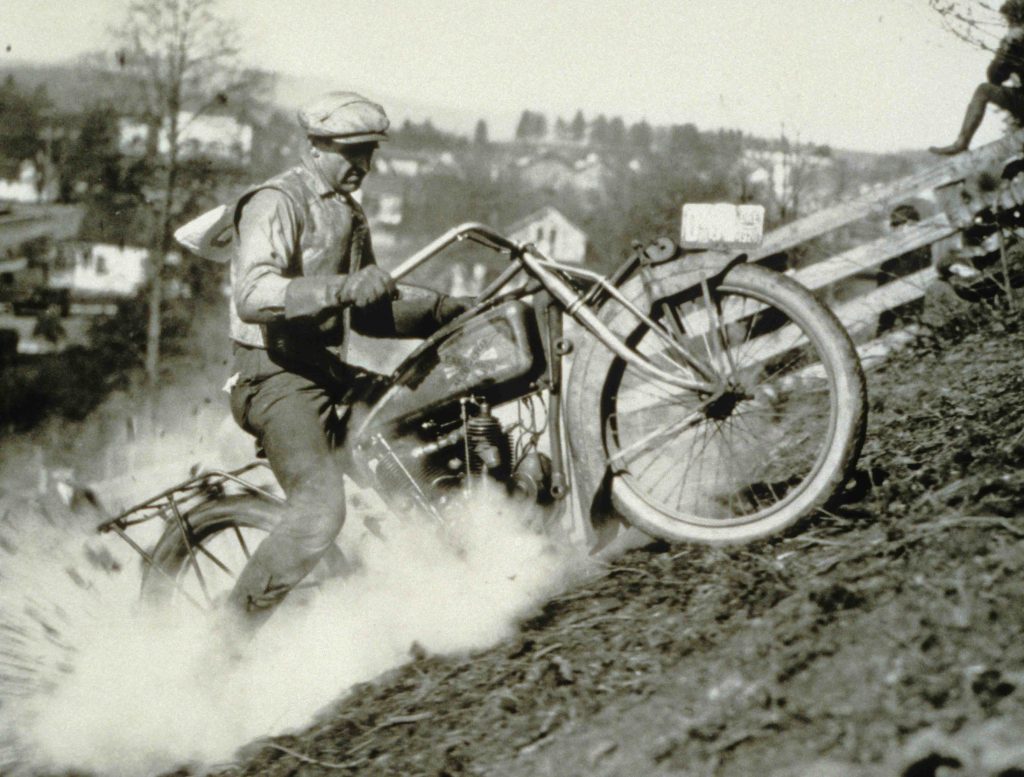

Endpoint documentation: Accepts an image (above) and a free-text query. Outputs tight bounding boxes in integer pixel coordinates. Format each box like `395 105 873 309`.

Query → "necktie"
347 196 370 273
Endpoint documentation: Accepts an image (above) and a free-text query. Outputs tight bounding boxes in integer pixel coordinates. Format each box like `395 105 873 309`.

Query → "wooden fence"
753 129 1024 347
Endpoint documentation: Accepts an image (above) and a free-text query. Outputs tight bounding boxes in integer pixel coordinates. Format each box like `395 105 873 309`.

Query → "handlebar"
389 223 520 282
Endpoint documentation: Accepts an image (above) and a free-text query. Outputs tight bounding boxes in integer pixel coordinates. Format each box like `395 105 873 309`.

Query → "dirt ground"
182 293 1024 777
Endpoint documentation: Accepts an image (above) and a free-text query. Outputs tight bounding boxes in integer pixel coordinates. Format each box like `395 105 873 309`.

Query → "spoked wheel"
140 495 347 609
604 262 867 543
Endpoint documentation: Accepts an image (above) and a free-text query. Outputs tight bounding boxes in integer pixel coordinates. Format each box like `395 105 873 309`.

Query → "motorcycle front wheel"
603 262 866 543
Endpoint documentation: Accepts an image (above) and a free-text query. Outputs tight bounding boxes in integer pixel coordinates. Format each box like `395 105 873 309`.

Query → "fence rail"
756 130 1024 351
753 129 1024 263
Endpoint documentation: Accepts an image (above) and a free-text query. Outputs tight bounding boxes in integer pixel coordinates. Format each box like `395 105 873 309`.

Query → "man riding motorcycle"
225 91 471 631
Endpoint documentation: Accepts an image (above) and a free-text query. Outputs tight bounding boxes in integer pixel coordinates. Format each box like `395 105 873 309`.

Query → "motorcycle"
97 217 867 609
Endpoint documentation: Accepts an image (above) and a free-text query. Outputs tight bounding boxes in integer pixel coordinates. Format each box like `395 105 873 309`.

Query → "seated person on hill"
931 0 1024 155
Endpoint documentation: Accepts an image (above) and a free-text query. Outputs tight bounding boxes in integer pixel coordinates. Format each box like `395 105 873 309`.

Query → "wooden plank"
832 266 936 329
752 129 1024 261
790 213 955 291
708 268 935 370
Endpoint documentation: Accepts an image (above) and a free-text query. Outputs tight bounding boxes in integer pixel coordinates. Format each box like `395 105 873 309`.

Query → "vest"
229 165 372 362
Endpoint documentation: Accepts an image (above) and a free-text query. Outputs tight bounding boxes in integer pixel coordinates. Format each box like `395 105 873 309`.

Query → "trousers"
226 344 350 624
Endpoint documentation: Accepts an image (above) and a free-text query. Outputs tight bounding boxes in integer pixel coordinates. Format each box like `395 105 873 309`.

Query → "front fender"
564 246 745 549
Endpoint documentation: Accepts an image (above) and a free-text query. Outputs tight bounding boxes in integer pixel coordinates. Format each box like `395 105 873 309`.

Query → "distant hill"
0 59 506 138
0 58 930 170
0 59 111 114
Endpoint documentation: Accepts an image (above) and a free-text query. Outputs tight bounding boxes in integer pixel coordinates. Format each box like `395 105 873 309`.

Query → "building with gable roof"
506 205 588 265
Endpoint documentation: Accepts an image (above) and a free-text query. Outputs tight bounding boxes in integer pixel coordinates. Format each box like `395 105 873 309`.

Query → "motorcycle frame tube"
390 223 517 282
389 223 721 394
524 252 719 383
516 248 719 394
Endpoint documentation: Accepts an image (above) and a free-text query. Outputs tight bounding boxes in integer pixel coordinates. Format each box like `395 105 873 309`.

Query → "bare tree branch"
929 0 1008 52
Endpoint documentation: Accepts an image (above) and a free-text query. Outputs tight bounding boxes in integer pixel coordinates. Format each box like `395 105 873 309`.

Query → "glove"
434 295 475 325
336 266 397 308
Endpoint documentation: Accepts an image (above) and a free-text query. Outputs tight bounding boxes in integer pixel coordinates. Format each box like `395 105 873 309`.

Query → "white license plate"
681 203 764 248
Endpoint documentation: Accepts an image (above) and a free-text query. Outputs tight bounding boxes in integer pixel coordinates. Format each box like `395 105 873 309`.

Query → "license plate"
681 203 765 248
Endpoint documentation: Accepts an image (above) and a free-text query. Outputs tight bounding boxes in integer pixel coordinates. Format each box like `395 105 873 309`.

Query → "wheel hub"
703 386 750 420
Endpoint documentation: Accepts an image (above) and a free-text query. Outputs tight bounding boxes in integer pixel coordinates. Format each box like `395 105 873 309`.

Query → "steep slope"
211 300 1024 777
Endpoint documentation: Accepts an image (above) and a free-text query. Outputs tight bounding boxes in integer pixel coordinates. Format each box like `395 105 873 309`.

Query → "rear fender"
564 246 745 549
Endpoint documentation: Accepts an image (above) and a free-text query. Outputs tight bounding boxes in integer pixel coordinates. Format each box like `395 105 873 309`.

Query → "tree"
515 110 534 141
533 112 548 141
627 119 654 152
554 116 570 141
474 118 489 145
103 0 265 384
514 110 548 142
668 123 701 156
0 76 49 174
65 104 121 195
928 1 1005 50
570 110 586 142
589 114 609 145
607 116 626 146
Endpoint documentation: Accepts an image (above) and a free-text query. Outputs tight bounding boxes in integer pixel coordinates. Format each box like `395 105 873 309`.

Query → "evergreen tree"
474 118 489 145
66 104 121 194
608 116 626 146
515 110 534 140
668 123 701 155
555 116 570 141
627 119 654 151
0 76 49 169
533 112 548 141
570 110 586 142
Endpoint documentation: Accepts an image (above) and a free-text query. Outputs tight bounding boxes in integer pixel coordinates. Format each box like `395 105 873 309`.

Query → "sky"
0 0 1013 153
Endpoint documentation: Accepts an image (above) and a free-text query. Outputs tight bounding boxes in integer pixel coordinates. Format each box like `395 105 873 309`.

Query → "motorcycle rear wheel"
603 262 866 543
140 495 346 608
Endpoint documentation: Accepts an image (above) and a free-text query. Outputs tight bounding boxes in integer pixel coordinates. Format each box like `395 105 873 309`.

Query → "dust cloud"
0 307 599 775
0 479 594 776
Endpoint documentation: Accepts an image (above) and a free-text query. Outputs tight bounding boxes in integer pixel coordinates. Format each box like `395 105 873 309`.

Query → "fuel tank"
357 299 547 435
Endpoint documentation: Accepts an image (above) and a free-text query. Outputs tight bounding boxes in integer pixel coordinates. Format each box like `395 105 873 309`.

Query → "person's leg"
994 85 1024 126
930 83 1000 155
227 369 348 630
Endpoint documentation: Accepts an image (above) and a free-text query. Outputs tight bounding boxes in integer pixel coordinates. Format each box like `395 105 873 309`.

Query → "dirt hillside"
198 297 1024 777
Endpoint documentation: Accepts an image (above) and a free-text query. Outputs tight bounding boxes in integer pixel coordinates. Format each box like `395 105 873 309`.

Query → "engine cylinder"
466 402 512 479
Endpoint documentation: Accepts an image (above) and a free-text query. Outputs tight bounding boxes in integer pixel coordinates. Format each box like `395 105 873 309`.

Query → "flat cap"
297 91 389 144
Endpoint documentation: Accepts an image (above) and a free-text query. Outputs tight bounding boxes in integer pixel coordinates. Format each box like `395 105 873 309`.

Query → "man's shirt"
230 161 369 348
988 26 1024 85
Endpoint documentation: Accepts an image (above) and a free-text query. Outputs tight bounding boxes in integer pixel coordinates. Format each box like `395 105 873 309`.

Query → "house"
514 150 610 193
360 173 408 255
51 243 148 300
373 149 462 179
574 152 613 190
362 174 406 228
0 158 58 204
119 112 254 163
741 147 835 214
507 206 588 264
